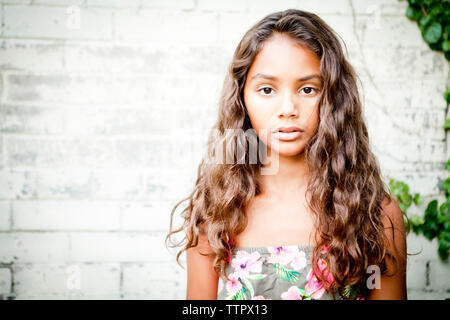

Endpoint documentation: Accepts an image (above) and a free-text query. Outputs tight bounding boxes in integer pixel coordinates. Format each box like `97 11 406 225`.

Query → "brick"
315 14 359 48
361 78 447 110
64 106 200 136
0 169 37 199
218 12 265 45
0 232 70 263
348 46 449 80
36 168 91 199
13 263 120 298
406 258 427 289
63 42 230 75
88 0 141 8
385 171 446 197
198 0 246 12
377 109 446 141
3 5 113 40
5 137 114 168
0 0 31 3
407 288 450 300
122 280 182 299
120 199 186 232
350 0 408 15
115 138 206 171
0 39 65 73
33 0 85 5
142 167 199 202
5 73 221 107
91 169 142 200
0 201 11 230
0 104 64 135
429 259 450 290
0 268 12 297
115 10 218 43
297 0 352 15
12 200 121 230
373 138 446 166
69 232 172 262
406 233 441 261
352 14 423 48
0 137 3 170
122 262 185 299
141 0 195 10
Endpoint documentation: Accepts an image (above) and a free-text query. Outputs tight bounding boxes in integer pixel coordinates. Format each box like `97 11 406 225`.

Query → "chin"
271 146 305 157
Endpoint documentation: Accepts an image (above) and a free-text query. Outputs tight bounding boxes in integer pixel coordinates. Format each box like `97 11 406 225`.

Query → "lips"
272 126 303 141
273 126 303 133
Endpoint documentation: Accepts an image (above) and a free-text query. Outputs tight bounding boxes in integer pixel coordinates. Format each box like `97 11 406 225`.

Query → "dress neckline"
232 243 314 253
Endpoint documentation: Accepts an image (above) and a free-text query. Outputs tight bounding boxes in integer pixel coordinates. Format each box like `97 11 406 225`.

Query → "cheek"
244 94 271 130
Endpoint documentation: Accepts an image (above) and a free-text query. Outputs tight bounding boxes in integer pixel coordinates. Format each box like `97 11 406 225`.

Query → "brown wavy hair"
166 9 409 299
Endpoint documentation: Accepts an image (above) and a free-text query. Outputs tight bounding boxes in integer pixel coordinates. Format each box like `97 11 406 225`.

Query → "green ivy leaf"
445 158 450 171
445 119 450 130
423 22 443 44
445 25 450 39
442 177 450 194
443 40 450 52
444 89 450 104
413 193 424 205
419 14 433 29
406 6 422 21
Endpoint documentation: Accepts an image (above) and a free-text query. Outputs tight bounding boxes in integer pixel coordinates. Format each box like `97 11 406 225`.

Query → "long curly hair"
166 9 408 299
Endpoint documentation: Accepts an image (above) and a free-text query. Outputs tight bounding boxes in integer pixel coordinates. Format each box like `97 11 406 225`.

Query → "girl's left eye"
258 87 274 95
301 87 318 95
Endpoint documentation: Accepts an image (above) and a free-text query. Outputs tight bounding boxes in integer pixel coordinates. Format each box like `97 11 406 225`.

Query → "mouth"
272 129 303 141
273 126 303 133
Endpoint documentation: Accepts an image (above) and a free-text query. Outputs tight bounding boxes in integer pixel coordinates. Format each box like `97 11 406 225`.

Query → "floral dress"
216 244 365 300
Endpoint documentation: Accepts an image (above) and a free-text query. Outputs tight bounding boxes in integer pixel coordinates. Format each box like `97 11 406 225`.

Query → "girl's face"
243 33 322 158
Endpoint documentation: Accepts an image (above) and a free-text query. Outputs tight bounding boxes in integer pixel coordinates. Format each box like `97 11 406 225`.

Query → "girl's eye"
301 87 318 95
258 87 274 95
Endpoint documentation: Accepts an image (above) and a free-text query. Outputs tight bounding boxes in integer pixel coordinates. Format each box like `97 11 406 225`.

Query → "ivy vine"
404 0 450 59
388 0 450 262
389 178 449 261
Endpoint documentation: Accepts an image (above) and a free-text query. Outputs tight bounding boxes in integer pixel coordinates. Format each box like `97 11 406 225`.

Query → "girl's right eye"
258 87 274 95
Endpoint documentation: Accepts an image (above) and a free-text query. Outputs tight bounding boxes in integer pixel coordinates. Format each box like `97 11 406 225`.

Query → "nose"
278 90 298 117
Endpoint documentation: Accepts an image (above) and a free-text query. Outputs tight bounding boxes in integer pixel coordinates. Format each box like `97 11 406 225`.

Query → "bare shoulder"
380 196 405 234
186 225 218 299
366 195 407 299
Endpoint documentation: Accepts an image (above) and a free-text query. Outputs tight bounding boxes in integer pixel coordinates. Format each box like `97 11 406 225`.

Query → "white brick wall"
0 0 448 300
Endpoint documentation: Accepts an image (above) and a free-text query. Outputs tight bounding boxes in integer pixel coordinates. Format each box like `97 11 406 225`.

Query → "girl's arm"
186 232 219 299
366 198 407 300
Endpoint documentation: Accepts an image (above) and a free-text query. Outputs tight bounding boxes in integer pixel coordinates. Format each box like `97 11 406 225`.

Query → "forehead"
247 34 321 81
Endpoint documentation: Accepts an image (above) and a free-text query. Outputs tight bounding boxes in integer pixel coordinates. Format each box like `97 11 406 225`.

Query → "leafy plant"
404 0 450 60
389 178 450 261
393 0 450 262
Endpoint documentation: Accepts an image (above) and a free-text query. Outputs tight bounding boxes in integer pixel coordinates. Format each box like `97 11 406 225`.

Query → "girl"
166 9 408 300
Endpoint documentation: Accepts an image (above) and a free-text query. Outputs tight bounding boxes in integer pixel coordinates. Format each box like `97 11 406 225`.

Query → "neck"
259 148 310 199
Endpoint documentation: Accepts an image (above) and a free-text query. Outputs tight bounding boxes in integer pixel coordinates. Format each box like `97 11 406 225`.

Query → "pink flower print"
291 250 307 270
231 250 262 279
305 258 335 299
305 268 325 299
225 272 242 296
281 286 305 300
217 277 224 294
266 246 298 265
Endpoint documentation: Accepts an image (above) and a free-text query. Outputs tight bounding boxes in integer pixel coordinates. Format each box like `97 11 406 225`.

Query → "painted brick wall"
0 0 448 299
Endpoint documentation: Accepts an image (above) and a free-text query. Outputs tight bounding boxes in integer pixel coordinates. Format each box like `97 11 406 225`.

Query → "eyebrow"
250 73 322 82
